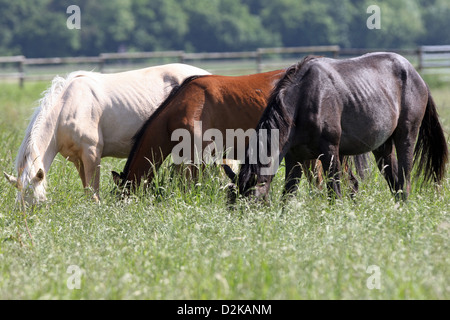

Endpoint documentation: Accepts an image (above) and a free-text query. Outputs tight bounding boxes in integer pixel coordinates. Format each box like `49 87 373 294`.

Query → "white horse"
4 63 210 205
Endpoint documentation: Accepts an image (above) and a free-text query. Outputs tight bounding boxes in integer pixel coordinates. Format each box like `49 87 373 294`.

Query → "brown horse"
112 70 285 190
112 70 365 193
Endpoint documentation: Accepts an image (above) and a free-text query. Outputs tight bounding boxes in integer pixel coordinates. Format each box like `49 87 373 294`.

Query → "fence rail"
419 45 450 70
0 45 448 86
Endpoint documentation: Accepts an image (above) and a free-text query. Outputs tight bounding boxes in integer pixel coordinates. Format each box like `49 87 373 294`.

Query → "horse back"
290 53 428 155
56 64 210 159
164 69 285 132
203 70 283 116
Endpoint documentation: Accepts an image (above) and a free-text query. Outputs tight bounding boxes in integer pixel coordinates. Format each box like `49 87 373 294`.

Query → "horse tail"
353 153 370 179
413 88 448 184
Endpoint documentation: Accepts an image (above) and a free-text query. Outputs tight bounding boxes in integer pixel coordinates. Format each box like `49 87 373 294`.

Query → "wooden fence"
418 45 450 71
0 45 448 87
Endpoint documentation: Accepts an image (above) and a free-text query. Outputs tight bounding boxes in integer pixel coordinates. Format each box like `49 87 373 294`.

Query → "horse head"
222 164 238 205
111 170 135 198
4 168 47 206
112 170 124 187
222 164 269 205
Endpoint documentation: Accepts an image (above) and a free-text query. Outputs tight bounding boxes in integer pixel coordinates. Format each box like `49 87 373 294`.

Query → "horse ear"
31 168 45 184
37 168 44 179
3 171 19 189
112 171 122 186
222 164 237 183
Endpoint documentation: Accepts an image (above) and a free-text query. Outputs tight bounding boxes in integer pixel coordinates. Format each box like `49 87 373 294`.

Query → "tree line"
0 0 448 58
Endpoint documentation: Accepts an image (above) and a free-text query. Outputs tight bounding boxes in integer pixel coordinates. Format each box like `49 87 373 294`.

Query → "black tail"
348 153 370 179
413 88 448 184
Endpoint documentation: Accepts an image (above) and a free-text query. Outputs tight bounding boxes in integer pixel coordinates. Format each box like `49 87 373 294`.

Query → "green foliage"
130 0 189 51
0 0 447 57
181 0 279 52
364 0 424 48
74 0 135 55
419 0 450 45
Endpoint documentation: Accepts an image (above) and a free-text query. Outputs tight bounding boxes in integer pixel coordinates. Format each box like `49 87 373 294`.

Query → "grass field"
0 74 449 300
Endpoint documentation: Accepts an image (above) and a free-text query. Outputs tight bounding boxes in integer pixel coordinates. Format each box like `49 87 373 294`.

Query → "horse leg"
392 129 418 201
301 159 323 189
282 152 303 199
372 138 399 196
319 143 342 199
341 156 359 197
81 146 102 202
74 159 87 188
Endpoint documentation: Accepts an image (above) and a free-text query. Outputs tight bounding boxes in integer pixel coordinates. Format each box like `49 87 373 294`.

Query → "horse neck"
123 121 171 186
237 113 288 195
17 113 59 189
16 77 67 190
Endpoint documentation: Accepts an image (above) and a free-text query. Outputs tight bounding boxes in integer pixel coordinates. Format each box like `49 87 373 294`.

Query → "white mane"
15 71 94 179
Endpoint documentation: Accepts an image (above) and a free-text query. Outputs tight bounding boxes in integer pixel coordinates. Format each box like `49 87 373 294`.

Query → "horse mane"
238 55 319 192
122 74 208 175
258 55 319 137
15 71 94 176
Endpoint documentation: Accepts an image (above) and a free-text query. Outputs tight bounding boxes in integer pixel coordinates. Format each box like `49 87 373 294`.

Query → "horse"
224 53 448 203
3 63 210 206
112 70 367 194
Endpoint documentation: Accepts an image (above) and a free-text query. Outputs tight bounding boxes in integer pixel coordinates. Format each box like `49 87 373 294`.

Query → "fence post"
418 46 423 72
99 55 105 73
333 47 340 58
179 51 185 64
18 57 25 88
256 49 263 73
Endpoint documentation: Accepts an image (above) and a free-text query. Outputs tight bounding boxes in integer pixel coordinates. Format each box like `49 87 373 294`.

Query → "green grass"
0 79 449 300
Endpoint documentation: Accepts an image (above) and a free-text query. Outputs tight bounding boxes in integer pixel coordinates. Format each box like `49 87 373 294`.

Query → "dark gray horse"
225 53 448 202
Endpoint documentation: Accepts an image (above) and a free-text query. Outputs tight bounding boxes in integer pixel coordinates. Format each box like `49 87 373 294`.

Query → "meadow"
0 73 449 300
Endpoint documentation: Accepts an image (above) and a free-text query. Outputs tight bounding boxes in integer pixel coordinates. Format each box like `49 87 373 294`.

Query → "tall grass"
0 80 449 299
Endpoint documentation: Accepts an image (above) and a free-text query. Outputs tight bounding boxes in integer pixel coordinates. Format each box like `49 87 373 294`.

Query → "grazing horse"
224 53 448 202
112 70 285 191
3 64 210 205
112 70 366 193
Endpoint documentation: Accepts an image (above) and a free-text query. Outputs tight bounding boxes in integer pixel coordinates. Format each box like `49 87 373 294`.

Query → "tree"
130 0 189 52
419 0 450 45
182 0 279 52
0 0 446 58
349 0 424 48
0 0 25 55
0 0 79 57
243 0 354 47
75 0 135 55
